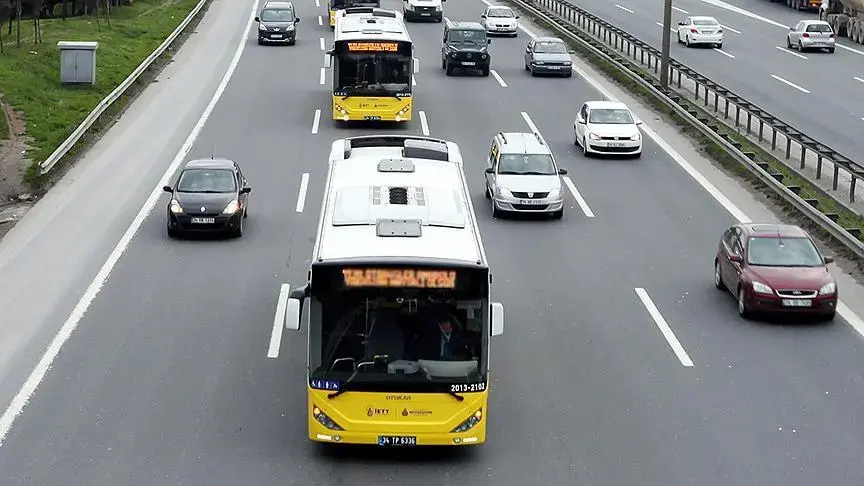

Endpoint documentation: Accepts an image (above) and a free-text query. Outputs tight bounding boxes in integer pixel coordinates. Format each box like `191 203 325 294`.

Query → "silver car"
484 132 567 219
787 19 835 53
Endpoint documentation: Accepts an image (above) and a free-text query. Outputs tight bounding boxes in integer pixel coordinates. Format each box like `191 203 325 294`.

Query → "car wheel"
786 36 793 48
484 184 491 199
676 32 682 44
822 311 837 322
716 42 722 49
551 209 563 219
685 35 691 47
232 217 243 238
491 194 500 218
442 57 446 69
573 130 580 146
446 63 454 76
798 40 805 52
714 259 726 290
737 287 751 319
582 136 589 157
828 47 835 53
564 70 572 78
167 223 178 238
257 38 264 46
481 67 490 77
632 150 642 159
530 67 536 77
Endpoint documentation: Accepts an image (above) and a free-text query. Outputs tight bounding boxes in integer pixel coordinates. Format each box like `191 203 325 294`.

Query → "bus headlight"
450 409 482 433
313 405 345 431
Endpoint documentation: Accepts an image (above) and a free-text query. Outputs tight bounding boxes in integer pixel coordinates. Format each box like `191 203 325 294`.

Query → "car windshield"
747 236 824 267
260 8 294 21
487 8 513 17
534 41 567 53
448 29 486 46
806 23 832 33
693 18 718 25
176 169 236 193
498 154 556 175
588 108 634 124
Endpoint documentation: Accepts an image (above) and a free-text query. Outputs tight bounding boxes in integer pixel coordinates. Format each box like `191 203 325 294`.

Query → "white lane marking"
837 43 864 56
295 173 310 212
695 0 789 29
315 0 319 7
323 53 330 67
672 6 688 14
520 110 541 134
771 74 809 93
319 37 325 50
0 0 263 448
419 110 430 136
713 48 735 58
490 69 507 87
311 109 321 134
720 24 740 34
563 176 596 218
615 4 633 13
855 76 864 84
657 22 676 32
775 45 807 60
494 0 864 338
318 15 322 26
319 67 325 85
267 284 291 358
635 288 694 367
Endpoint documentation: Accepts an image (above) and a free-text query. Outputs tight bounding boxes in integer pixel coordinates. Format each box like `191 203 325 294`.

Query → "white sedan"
573 101 643 158
676 16 723 48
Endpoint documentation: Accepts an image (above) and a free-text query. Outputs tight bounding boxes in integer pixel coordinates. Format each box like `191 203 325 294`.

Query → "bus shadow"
331 120 416 131
315 443 478 464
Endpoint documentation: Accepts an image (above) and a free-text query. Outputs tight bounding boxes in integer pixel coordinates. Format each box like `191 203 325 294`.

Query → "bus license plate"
782 299 812 307
364 115 381 121
378 435 417 446
462 61 475 66
190 217 215 224
519 199 545 205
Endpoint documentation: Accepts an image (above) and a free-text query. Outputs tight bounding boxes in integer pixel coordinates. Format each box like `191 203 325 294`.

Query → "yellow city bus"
283 135 506 447
328 0 380 28
327 12 414 122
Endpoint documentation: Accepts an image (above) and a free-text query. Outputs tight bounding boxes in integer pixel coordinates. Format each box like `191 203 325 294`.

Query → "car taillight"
802 32 810 37
717 28 723 33
690 28 698 33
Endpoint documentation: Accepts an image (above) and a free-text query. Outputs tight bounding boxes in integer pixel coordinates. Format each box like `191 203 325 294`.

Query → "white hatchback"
574 101 643 158
676 16 723 48
481 5 519 37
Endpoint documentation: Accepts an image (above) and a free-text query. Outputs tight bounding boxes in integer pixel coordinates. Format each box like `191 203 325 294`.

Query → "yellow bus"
327 11 415 122
284 135 506 447
328 0 380 28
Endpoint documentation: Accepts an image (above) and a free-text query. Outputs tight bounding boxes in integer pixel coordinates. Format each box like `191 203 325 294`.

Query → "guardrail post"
785 138 791 159
713 93 719 113
703 87 708 106
833 166 840 191
800 146 806 170
746 112 752 134
695 82 700 100
723 99 729 119
758 120 763 142
735 106 740 128
771 128 777 150
851 175 859 203
676 70 681 88
816 154 823 179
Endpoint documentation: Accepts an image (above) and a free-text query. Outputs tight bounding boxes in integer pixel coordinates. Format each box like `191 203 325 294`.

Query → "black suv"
255 1 300 46
441 20 491 77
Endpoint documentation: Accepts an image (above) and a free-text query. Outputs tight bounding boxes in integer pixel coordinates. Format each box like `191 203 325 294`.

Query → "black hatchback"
256 1 300 45
162 158 251 238
442 20 491 77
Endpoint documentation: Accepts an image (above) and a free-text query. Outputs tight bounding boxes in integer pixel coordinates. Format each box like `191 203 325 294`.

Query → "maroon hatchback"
713 223 837 320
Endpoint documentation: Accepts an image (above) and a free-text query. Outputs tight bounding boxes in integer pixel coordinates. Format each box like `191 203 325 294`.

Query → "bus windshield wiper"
327 366 361 400
448 391 465 401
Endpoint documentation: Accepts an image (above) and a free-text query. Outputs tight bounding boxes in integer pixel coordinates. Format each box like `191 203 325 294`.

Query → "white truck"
820 0 864 44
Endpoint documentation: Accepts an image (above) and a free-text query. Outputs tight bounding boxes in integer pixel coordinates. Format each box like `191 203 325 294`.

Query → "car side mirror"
295 17 301 23
525 45 530 52
162 185 173 193
728 254 742 263
487 39 492 44
241 187 252 194
576 116 585 124
255 16 260 22
491 302 504 336
485 167 494 174
635 119 643 126
481 14 486 18
515 15 520 18
558 168 568 174
823 255 834 264
789 26 794 30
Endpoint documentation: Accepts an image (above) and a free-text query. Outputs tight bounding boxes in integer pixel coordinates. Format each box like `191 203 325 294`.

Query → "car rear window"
693 19 718 25
806 24 832 33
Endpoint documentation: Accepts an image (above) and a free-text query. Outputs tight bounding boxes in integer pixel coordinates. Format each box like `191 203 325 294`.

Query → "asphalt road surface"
2 0 864 484
573 0 864 166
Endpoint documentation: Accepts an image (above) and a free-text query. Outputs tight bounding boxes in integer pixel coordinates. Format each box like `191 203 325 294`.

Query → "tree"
31 0 42 43
15 0 21 49
0 2 7 54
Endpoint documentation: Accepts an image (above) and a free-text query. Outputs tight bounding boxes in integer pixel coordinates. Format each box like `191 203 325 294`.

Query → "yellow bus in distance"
283 135 506 447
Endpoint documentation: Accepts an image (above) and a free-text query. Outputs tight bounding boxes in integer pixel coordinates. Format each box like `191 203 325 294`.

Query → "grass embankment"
518 5 864 265
0 100 8 140
0 0 205 187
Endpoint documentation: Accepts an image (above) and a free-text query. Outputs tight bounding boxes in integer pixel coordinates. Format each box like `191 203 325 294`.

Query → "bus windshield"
333 41 412 97
308 265 489 392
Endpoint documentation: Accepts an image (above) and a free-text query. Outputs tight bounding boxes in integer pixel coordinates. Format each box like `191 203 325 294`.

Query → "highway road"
572 0 864 166
2 0 864 483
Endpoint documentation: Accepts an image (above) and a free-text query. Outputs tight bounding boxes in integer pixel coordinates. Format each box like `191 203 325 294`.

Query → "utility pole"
660 0 673 89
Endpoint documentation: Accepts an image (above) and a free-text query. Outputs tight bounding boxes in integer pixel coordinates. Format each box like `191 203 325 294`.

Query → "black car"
524 37 574 77
441 20 491 77
162 158 251 238
255 0 300 46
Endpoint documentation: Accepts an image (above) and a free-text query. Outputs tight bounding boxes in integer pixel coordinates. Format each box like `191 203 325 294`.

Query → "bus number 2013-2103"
451 383 486 393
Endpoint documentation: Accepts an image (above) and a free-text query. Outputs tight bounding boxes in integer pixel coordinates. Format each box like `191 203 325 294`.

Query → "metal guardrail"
39 0 211 175
503 0 864 260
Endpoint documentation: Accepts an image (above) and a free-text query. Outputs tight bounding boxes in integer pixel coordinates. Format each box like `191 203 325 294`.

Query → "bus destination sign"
347 41 399 52
342 268 456 288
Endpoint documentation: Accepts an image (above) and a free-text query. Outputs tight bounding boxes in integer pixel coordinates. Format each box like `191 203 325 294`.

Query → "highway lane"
572 0 864 162
3 0 864 484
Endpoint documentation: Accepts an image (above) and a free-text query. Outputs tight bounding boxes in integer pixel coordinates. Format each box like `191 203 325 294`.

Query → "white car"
676 16 723 48
480 5 519 37
573 101 643 158
787 19 835 53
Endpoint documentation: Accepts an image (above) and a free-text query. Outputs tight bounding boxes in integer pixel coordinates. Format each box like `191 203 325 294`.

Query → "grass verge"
0 0 207 189
0 98 8 140
517 4 864 269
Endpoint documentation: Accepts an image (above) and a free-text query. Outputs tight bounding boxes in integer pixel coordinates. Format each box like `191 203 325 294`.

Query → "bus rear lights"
313 405 345 431
450 409 482 433
395 105 410 121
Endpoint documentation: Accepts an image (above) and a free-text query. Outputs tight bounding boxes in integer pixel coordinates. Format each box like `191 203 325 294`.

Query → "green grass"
0 99 8 140
0 0 201 175
518 6 864 267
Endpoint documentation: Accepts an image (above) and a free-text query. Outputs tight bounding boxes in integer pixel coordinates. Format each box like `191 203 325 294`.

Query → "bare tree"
15 0 21 48
0 2 7 54
31 0 43 43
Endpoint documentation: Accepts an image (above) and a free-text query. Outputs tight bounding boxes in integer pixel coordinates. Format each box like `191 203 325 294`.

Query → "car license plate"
519 199 545 205
462 61 475 66
782 299 812 307
190 217 215 224
607 142 624 147
421 12 430 15
364 115 381 121
548 66 560 70
378 435 416 446
271 34 282 39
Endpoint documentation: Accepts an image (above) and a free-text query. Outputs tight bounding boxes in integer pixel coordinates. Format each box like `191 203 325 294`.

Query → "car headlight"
435 5 441 10
630 132 641 141
450 409 483 433
287 24 295 30
405 3 413 9
563 61 572 66
752 281 773 294
533 60 545 65
588 132 600 140
222 200 240 214
312 405 345 431
258 24 267 31
498 188 513 198
547 188 560 199
170 200 183 214
819 282 836 295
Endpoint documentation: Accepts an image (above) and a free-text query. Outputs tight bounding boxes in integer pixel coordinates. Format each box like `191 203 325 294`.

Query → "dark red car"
713 223 837 320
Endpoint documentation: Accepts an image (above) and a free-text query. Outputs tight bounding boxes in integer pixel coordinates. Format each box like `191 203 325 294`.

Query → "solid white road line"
615 4 634 13
311 109 321 134
635 288 694 367
0 0 263 449
319 37 325 51
672 6 688 13
713 48 735 58
318 15 322 26
319 67 325 85
562 176 596 218
490 69 508 87
855 76 864 84
295 173 310 212
419 110 430 136
771 74 809 94
775 45 807 59
720 24 741 34
267 284 291 358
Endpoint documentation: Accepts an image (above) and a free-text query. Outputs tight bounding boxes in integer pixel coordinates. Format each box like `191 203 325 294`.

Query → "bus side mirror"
491 302 504 336
284 287 307 331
